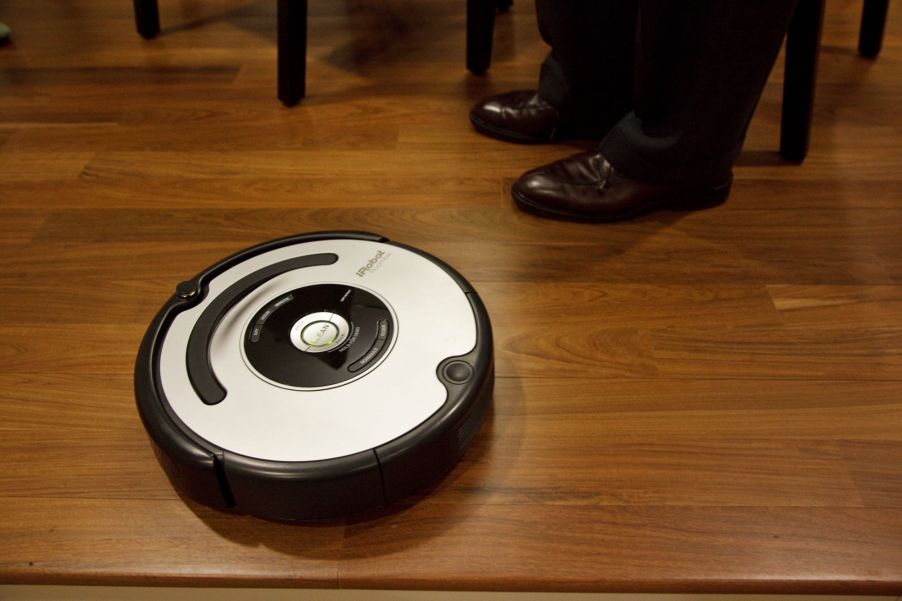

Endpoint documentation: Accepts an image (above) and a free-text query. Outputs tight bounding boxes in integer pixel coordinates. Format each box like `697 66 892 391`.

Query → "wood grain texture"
337 505 902 593
2 0 902 594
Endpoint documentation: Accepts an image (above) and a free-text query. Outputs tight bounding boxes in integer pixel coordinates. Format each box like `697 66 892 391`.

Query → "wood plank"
1 66 240 87
769 285 902 327
481 282 782 328
0 428 175 500
338 504 902 594
651 326 902 380
838 440 902 507
0 497 343 587
0 178 505 210
445 436 865 507
0 210 46 245
0 324 152 376
0 152 93 181
0 373 147 431
76 149 562 180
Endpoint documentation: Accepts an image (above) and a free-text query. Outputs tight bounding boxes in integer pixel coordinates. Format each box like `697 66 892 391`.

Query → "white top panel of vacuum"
157 238 477 462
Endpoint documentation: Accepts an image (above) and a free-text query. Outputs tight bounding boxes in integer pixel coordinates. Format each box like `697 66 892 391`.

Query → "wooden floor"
2 0 902 594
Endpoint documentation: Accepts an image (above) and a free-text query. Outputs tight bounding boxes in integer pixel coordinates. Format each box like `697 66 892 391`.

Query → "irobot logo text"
356 250 388 278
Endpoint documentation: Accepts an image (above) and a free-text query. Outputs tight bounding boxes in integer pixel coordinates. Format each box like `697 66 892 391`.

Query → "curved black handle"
186 253 338 405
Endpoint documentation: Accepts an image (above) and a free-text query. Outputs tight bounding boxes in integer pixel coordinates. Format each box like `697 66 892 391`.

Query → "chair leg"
133 0 160 39
780 0 825 162
859 0 889 57
467 0 496 75
278 0 307 106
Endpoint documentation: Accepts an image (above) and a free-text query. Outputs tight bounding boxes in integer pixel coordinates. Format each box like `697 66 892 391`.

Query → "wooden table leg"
278 0 307 106
859 0 889 57
133 0 160 39
466 0 496 74
780 0 825 162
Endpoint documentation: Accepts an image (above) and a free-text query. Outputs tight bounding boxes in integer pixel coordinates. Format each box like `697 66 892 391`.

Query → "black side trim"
213 455 237 508
223 449 385 521
186 253 338 405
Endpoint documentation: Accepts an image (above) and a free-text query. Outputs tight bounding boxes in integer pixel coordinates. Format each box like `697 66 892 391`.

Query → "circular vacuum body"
135 232 493 520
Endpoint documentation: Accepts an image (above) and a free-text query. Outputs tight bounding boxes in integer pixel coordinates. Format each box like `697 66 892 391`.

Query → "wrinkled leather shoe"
512 151 732 222
470 90 600 144
470 90 559 143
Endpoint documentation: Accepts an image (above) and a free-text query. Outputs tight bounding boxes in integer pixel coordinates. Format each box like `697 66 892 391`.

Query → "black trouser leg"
534 0 637 132
600 0 799 185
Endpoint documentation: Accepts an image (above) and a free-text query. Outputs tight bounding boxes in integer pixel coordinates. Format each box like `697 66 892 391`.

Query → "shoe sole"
511 180 732 223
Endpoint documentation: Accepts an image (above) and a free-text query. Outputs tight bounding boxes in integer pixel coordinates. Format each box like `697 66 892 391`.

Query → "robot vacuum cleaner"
135 231 493 520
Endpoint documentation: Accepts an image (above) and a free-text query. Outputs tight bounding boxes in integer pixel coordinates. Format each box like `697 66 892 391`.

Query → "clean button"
289 311 348 353
301 321 339 347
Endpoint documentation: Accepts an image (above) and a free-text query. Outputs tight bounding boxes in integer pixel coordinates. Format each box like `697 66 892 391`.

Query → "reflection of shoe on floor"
469 90 604 144
0 22 11 46
512 151 733 222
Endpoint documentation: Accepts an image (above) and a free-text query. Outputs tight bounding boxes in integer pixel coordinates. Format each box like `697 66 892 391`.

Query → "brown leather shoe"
511 151 732 222
470 90 559 143
470 90 601 144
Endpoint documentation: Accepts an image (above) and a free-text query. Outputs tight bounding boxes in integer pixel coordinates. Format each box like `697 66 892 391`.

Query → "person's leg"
511 0 799 222
535 0 637 132
469 0 638 143
600 0 799 186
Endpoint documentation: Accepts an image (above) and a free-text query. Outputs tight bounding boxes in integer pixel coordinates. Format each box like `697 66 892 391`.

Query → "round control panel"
242 283 395 390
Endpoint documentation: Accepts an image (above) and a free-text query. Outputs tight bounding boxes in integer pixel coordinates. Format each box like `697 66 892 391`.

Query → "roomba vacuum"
135 231 493 520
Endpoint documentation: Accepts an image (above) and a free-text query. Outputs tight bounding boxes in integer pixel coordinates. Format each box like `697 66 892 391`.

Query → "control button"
376 319 389 340
273 294 294 308
176 281 198 299
348 337 386 373
301 321 339 347
443 361 473 384
289 311 349 353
